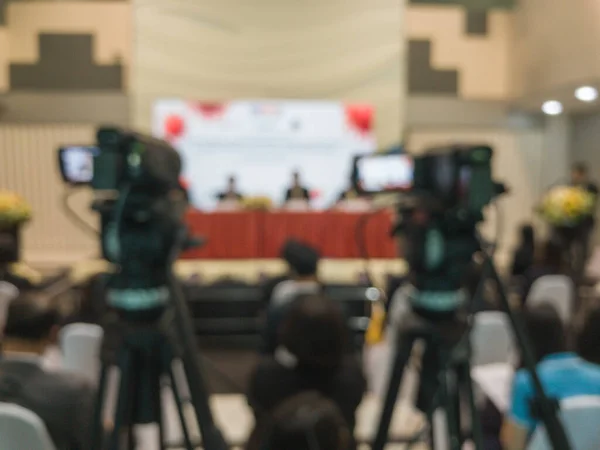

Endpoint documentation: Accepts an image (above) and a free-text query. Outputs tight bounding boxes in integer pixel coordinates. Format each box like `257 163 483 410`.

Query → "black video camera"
352 145 505 312
58 127 188 312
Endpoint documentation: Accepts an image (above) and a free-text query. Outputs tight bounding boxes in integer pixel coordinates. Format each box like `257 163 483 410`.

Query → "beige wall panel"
0 28 8 92
6 2 131 87
0 124 98 262
407 6 512 100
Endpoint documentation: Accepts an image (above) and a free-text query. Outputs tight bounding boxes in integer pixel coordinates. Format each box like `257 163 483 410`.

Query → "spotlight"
542 100 563 116
575 86 598 102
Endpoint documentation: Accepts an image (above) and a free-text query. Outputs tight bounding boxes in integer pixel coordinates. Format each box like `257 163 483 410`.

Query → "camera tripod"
89 274 228 450
372 253 572 450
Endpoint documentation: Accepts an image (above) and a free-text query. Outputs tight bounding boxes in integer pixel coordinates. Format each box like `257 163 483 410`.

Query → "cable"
61 188 100 237
354 207 389 286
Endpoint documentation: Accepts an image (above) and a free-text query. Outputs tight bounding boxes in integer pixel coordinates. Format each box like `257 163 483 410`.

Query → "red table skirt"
183 211 396 259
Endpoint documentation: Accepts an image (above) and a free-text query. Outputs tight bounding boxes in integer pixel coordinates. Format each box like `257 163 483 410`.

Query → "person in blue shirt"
501 304 600 450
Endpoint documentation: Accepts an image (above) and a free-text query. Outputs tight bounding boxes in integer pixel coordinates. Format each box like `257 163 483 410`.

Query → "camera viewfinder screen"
357 154 413 193
60 146 98 184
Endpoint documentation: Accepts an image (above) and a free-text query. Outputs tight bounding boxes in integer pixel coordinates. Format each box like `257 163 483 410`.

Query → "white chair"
0 402 57 450
527 396 600 450
0 281 19 332
527 275 575 324
59 323 103 383
470 311 516 366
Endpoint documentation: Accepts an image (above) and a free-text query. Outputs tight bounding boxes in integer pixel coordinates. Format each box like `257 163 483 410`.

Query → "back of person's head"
262 391 351 450
280 293 347 371
577 306 600 365
4 295 60 342
281 240 320 278
523 304 566 363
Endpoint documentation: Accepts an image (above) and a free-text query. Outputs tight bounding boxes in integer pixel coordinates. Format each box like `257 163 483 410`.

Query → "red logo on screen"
189 102 226 118
345 104 373 134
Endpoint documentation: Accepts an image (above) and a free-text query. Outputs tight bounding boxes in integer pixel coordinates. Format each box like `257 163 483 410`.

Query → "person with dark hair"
263 240 321 353
0 296 96 450
510 225 535 279
248 294 365 448
501 304 600 450
520 239 568 303
247 391 351 450
284 171 311 202
217 175 244 202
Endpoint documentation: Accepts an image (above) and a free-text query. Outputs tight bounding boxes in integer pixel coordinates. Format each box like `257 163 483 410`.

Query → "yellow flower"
0 190 32 226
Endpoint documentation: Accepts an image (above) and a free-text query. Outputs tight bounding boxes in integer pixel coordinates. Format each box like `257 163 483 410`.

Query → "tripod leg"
372 337 413 450
169 365 195 450
109 350 133 450
440 369 461 450
90 364 109 450
168 278 228 450
457 360 484 450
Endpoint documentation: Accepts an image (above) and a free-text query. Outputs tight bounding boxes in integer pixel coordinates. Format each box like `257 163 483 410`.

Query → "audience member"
249 294 365 448
247 391 352 450
500 304 600 450
510 225 535 279
217 175 244 201
284 171 311 202
0 296 96 450
520 240 566 303
263 240 321 353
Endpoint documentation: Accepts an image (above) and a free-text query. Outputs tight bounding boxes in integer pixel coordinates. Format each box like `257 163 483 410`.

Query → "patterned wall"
406 0 513 100
0 0 130 93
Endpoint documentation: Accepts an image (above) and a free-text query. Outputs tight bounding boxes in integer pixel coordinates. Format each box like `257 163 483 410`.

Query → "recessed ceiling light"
575 86 598 102
542 100 563 116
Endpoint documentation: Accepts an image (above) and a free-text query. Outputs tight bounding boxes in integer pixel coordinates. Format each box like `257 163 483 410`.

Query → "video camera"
58 127 188 311
352 145 506 312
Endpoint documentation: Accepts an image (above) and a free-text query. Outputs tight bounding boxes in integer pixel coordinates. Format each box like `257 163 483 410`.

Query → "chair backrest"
0 402 57 450
470 311 516 366
527 275 574 323
527 396 600 450
59 323 103 383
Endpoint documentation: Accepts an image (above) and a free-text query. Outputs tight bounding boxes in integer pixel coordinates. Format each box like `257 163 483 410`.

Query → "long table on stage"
182 210 396 259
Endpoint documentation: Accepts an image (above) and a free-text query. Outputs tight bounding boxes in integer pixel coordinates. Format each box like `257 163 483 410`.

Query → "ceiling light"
575 86 598 102
542 100 563 116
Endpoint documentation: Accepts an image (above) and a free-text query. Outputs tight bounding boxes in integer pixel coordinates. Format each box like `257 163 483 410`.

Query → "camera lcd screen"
58 146 98 185
355 154 413 194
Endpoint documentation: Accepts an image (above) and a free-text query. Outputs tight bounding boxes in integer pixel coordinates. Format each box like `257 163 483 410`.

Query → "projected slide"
152 100 376 210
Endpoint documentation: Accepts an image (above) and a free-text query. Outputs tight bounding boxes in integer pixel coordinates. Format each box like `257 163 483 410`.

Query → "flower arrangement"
242 196 273 211
538 185 595 227
0 191 32 228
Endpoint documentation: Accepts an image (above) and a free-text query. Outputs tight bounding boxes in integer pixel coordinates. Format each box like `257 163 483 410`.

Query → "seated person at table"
520 239 567 303
216 175 244 202
247 391 352 450
249 294 365 449
500 304 600 450
284 170 311 203
264 240 321 353
0 296 96 450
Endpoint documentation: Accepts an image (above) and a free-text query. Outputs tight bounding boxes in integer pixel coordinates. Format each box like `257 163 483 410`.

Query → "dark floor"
198 348 259 394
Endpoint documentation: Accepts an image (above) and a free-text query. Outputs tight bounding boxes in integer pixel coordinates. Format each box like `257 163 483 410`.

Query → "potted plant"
0 191 32 263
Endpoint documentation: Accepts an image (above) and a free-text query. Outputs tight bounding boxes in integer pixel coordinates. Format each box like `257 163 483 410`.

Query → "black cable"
355 207 388 286
61 188 100 237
